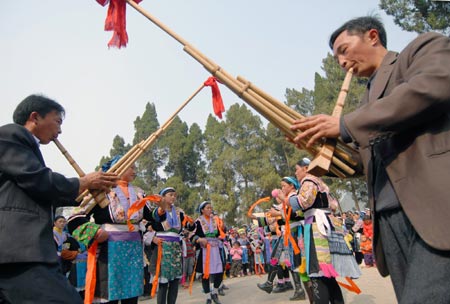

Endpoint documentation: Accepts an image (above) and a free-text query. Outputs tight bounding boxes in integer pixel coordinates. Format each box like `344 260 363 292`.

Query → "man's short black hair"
13 94 65 126
329 16 387 49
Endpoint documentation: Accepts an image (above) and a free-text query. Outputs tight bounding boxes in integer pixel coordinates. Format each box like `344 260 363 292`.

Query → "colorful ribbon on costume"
337 277 361 294
84 240 98 304
247 196 271 218
151 240 163 298
182 214 195 227
204 76 225 119
189 256 198 295
283 198 300 255
127 195 161 231
214 216 226 239
203 243 211 279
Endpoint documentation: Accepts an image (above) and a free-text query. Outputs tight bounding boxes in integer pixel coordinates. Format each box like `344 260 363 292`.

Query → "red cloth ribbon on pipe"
96 0 142 48
204 76 225 119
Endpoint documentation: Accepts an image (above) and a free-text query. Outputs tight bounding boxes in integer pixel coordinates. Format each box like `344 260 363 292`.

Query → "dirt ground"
141 266 396 304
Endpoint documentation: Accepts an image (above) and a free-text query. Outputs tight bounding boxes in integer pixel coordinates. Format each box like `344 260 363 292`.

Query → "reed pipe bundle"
55 84 204 212
125 0 359 177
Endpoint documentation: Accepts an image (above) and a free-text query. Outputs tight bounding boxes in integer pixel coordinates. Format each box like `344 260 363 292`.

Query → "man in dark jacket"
291 16 450 304
0 94 118 303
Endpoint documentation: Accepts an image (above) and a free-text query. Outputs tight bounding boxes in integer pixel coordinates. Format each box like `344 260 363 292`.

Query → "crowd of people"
1 14 449 304
50 175 372 304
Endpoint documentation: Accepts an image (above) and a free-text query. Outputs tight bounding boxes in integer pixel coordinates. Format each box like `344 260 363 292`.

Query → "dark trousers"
379 208 450 304
310 277 344 304
157 279 179 304
0 262 82 304
202 273 223 293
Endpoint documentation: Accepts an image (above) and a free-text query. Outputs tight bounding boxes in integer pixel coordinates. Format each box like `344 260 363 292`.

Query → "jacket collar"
369 51 398 102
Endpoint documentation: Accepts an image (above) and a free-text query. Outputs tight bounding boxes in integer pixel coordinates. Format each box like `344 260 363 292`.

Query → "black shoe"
290 289 306 301
218 287 225 296
272 283 287 293
257 281 273 294
211 293 222 304
138 295 152 301
285 281 294 290
206 299 212 304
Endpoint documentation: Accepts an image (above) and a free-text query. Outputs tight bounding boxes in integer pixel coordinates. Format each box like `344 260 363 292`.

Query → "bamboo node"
238 81 251 98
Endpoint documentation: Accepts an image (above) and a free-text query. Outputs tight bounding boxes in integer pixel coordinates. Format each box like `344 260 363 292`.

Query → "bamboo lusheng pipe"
75 83 205 210
307 68 354 177
184 45 353 176
53 138 86 177
236 75 358 169
184 39 354 177
53 139 110 209
185 45 357 175
125 0 358 177
234 75 358 175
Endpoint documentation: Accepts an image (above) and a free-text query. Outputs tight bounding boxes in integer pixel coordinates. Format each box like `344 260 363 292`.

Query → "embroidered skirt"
95 230 143 302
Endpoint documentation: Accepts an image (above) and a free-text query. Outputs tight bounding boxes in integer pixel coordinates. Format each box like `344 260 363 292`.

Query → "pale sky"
0 0 417 177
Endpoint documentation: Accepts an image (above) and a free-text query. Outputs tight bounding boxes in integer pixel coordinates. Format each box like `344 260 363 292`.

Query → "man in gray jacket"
291 16 450 304
0 94 118 303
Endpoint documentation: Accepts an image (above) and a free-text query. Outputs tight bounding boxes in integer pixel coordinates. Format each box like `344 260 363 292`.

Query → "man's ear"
28 111 40 124
367 29 380 46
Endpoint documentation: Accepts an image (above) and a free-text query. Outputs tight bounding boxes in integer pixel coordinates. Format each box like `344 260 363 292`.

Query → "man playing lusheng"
291 16 450 304
0 94 118 303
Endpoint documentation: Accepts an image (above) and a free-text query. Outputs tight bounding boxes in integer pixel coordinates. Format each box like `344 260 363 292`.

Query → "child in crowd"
229 241 243 278
360 234 374 268
181 230 195 288
250 235 265 275
363 215 373 240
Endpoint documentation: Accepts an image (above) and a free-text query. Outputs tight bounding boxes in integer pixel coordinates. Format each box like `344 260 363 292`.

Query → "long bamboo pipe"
53 138 110 209
76 83 205 211
307 68 353 177
124 0 357 177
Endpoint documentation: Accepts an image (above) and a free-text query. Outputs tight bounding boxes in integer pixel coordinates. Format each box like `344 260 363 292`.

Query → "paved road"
141 266 396 304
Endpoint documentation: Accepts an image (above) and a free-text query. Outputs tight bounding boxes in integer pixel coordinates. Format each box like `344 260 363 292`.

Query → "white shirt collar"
32 134 40 146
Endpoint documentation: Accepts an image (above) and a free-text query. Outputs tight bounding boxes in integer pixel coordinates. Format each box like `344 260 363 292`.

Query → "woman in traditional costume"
256 191 288 294
279 176 313 302
143 187 187 304
68 157 146 304
294 158 360 304
191 201 225 304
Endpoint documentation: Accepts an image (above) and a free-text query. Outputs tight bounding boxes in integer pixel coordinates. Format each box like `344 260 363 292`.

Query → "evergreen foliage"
98 55 371 225
380 0 450 35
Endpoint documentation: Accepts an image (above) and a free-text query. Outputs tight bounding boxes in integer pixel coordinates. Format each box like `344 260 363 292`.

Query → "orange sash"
151 240 163 298
203 243 211 279
283 198 300 255
337 277 361 294
127 195 161 231
84 240 98 304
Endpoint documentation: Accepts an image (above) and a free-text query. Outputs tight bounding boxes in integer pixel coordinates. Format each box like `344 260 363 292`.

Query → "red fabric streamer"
96 0 142 48
204 77 225 119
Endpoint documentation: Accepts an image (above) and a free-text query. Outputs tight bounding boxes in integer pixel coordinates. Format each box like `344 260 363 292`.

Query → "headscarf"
296 157 311 167
282 176 300 190
159 187 175 196
101 155 122 172
197 201 211 214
